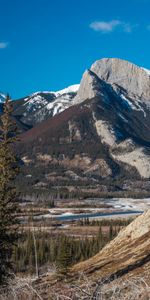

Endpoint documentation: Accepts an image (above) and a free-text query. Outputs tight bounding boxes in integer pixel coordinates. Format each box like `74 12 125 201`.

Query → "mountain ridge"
74 58 150 104
1 57 150 194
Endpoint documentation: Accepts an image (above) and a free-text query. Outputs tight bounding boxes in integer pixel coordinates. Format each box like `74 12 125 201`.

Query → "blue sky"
0 0 150 99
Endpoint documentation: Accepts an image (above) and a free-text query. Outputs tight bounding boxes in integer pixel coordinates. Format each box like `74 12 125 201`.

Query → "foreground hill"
34 210 150 299
1 211 150 299
72 209 150 279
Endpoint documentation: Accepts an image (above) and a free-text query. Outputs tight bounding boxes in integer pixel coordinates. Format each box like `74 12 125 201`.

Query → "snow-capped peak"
53 84 80 97
29 84 80 98
21 84 80 122
0 93 6 103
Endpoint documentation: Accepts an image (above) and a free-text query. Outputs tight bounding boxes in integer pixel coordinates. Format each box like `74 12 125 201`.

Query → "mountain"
0 93 5 112
11 84 79 131
72 58 150 178
4 58 150 194
75 58 150 104
0 93 5 103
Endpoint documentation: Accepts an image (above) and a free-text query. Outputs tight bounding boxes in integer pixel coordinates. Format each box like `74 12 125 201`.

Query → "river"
55 210 143 221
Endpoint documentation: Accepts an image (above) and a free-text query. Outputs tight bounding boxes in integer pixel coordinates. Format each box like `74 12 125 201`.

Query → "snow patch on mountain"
53 84 80 97
28 84 80 98
141 67 150 76
118 113 128 123
0 93 5 103
120 94 135 110
24 95 48 110
22 84 80 118
46 98 71 116
120 94 146 117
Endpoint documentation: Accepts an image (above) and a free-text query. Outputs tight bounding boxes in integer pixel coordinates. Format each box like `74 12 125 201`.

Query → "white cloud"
0 42 9 49
89 20 121 33
89 20 135 34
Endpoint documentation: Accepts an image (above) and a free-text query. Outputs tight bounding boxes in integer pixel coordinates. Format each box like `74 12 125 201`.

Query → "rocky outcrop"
74 70 99 103
75 58 150 105
92 58 150 101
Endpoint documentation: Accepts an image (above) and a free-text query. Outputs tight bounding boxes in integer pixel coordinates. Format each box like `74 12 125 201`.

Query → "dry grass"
1 274 150 300
0 276 42 300
52 274 150 300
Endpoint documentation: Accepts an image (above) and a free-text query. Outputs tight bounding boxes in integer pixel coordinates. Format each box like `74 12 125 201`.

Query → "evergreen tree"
0 95 19 284
109 225 113 240
56 239 72 276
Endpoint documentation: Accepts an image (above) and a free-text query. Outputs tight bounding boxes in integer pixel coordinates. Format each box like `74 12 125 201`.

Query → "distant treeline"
19 188 150 204
77 218 133 227
13 225 119 275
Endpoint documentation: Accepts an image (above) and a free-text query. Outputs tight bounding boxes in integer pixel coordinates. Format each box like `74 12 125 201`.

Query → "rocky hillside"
72 209 150 279
33 210 150 299
73 58 150 179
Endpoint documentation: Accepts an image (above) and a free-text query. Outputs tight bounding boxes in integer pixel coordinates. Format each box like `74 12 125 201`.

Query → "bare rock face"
92 58 150 102
74 70 102 104
75 58 150 105
72 58 150 179
74 70 98 103
115 208 150 240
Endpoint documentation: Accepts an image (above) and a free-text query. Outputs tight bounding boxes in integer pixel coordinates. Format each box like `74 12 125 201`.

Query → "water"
56 210 143 221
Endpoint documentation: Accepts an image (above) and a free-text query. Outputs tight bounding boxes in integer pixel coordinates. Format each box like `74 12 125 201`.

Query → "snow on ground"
32 198 150 221
109 198 150 211
59 212 74 216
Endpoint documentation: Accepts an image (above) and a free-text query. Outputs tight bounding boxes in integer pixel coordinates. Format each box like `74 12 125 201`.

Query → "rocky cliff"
75 58 150 104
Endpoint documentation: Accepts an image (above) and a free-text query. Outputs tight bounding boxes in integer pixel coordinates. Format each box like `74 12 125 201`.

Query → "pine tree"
0 95 19 284
56 238 72 276
109 225 113 240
